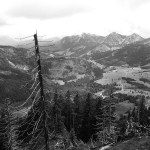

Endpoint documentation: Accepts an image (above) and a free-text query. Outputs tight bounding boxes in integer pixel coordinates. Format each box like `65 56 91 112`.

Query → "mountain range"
0 32 150 103
44 32 146 58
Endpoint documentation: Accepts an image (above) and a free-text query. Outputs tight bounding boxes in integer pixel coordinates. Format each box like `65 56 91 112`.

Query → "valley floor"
95 66 150 98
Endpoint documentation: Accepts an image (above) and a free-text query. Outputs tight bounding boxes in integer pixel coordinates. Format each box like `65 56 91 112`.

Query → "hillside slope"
90 44 150 67
108 136 150 150
0 46 103 103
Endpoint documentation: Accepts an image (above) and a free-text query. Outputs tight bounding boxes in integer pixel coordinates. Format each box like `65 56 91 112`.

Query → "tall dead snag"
34 32 49 150
96 84 117 145
15 32 51 150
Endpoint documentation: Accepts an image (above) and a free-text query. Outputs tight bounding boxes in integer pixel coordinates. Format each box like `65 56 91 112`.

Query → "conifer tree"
0 98 14 150
74 93 80 115
73 93 82 138
138 96 148 126
95 97 105 145
63 90 74 132
81 93 93 142
69 128 78 147
147 107 150 126
52 90 64 135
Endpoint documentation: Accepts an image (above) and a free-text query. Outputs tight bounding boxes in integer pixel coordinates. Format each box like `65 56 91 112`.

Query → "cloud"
7 0 90 20
0 35 16 45
2 0 150 39
116 0 150 10
131 0 150 7
0 18 8 26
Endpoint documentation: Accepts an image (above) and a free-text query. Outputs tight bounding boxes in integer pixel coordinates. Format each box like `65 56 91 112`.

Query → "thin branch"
28 46 35 50
39 44 55 47
15 35 34 40
32 66 39 73
16 42 34 47
14 82 40 109
30 73 38 89
38 40 53 43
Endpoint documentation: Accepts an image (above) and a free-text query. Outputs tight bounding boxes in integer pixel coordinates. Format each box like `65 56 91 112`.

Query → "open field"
95 66 150 97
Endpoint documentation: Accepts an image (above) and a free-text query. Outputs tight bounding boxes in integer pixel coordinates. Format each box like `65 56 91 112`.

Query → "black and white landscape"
1 0 150 150
0 32 150 149
1 32 150 99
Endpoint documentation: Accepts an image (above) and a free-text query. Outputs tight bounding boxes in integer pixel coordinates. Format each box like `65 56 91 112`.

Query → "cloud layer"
0 18 8 26
131 0 150 7
7 0 90 20
0 0 150 44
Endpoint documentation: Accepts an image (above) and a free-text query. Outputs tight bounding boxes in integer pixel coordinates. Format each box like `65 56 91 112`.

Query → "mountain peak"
122 33 144 45
109 32 119 36
131 33 143 38
79 33 104 44
103 32 126 46
81 32 94 38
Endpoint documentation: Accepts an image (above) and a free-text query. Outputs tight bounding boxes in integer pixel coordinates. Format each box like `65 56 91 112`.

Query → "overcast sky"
1 0 150 43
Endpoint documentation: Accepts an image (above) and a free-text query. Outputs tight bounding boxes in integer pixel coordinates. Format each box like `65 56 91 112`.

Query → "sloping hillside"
90 44 150 67
0 46 34 103
0 46 104 102
42 57 103 94
1 32 150 102
108 136 150 150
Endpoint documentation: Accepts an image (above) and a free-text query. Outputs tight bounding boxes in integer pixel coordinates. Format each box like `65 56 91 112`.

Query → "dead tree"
34 32 50 150
96 84 117 145
15 32 53 150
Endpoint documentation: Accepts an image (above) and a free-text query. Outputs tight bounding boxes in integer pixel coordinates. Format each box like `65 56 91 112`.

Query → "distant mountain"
46 32 145 58
51 33 104 57
90 43 150 67
1 32 143 59
103 32 126 46
122 33 144 45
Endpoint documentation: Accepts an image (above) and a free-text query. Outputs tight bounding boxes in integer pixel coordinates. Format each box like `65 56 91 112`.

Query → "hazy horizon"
0 31 148 46
1 0 150 45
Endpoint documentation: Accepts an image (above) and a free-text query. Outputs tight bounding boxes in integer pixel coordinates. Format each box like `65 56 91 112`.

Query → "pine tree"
73 93 82 139
116 115 127 141
74 93 80 115
138 96 148 126
81 93 93 142
52 90 64 135
147 107 150 126
0 99 14 150
69 128 78 147
63 90 74 132
95 97 105 145
0 110 10 150
131 107 138 123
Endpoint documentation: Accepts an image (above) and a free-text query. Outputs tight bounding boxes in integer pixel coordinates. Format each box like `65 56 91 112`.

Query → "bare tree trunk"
34 32 49 150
